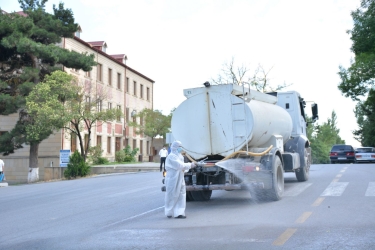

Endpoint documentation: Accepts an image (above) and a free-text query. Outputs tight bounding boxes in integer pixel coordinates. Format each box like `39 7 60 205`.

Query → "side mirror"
311 103 318 122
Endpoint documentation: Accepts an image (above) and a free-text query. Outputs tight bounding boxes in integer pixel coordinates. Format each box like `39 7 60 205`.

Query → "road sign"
60 150 71 167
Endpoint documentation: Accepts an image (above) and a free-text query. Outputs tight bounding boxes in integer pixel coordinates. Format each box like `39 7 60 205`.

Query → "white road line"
321 182 349 196
365 182 375 196
284 183 312 196
107 186 154 197
102 206 164 228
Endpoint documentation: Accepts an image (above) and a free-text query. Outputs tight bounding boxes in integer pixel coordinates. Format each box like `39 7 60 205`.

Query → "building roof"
110 54 128 62
74 36 154 83
87 41 107 47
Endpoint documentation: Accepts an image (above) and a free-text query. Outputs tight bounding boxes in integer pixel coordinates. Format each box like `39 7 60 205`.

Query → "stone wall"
2 156 60 184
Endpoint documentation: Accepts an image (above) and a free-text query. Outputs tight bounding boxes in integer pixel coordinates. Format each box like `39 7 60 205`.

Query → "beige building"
0 31 155 184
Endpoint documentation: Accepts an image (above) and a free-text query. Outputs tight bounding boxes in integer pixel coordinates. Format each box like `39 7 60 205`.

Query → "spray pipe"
185 145 273 167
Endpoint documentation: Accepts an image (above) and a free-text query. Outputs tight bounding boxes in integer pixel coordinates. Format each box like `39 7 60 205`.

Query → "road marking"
295 212 312 223
321 182 349 196
284 183 312 196
272 228 297 246
312 197 325 207
336 174 342 178
107 186 154 197
102 206 164 228
365 182 375 196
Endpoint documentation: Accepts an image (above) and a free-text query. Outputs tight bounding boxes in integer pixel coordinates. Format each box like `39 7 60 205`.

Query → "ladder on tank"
231 83 250 153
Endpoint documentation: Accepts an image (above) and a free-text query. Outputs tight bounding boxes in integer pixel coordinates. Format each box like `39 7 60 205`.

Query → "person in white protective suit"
164 140 196 219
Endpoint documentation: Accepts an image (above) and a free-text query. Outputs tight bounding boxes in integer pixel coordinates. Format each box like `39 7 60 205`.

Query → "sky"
1 0 362 147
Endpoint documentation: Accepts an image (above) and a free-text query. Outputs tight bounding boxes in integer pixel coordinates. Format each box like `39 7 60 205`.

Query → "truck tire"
265 155 284 201
295 148 310 182
190 190 212 201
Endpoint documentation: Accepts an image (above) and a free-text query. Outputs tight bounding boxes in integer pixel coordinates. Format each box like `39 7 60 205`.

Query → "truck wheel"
265 155 284 201
295 148 310 182
190 190 212 201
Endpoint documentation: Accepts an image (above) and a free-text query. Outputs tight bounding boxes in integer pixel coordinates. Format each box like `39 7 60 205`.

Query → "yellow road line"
312 197 325 206
295 212 312 223
272 228 297 246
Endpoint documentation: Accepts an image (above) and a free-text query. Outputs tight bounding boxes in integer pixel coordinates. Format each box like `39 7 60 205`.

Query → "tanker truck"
162 83 318 202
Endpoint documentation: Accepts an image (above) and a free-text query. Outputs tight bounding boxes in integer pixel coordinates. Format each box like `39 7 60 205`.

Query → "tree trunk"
28 143 39 183
84 127 92 162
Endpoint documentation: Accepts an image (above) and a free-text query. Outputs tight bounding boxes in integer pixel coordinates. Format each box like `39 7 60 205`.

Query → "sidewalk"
0 182 8 187
90 162 161 175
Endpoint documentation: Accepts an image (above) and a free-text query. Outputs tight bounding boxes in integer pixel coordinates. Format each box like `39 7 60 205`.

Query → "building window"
125 138 129 147
126 77 129 93
147 141 150 155
116 105 121 121
107 137 111 153
97 135 102 146
71 134 77 152
140 84 144 99
133 81 137 96
133 139 137 151
126 108 129 123
108 102 112 110
115 137 121 152
97 100 102 112
117 73 121 89
85 96 91 111
97 63 102 81
140 140 143 155
108 68 112 86
146 87 150 101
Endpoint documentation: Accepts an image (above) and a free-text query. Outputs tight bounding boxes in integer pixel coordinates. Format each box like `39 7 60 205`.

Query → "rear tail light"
347 152 355 156
372 155 375 159
356 155 362 158
330 152 338 156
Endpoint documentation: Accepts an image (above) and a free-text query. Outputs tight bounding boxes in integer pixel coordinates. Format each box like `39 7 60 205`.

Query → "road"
0 163 374 250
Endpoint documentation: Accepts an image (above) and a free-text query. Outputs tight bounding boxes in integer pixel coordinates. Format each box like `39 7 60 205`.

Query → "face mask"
177 147 182 153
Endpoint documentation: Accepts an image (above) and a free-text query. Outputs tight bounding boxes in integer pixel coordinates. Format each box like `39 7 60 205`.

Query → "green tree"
0 0 96 182
338 0 375 146
64 150 90 179
128 108 171 155
307 111 345 164
338 0 375 100
211 57 292 92
26 71 80 141
61 80 123 162
353 89 375 146
26 71 122 163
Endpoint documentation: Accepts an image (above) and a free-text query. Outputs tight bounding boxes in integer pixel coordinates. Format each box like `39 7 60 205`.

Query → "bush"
115 145 139 162
88 145 109 165
64 151 91 179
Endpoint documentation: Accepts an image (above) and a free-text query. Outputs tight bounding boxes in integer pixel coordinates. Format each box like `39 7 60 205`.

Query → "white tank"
172 85 293 159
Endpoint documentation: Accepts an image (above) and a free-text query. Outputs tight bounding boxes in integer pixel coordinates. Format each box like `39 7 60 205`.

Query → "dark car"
329 144 356 164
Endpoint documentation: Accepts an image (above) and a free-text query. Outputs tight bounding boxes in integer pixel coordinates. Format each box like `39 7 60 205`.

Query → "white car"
355 147 375 163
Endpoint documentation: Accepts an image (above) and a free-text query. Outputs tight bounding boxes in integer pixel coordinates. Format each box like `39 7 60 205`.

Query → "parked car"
329 144 356 164
355 147 375 163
